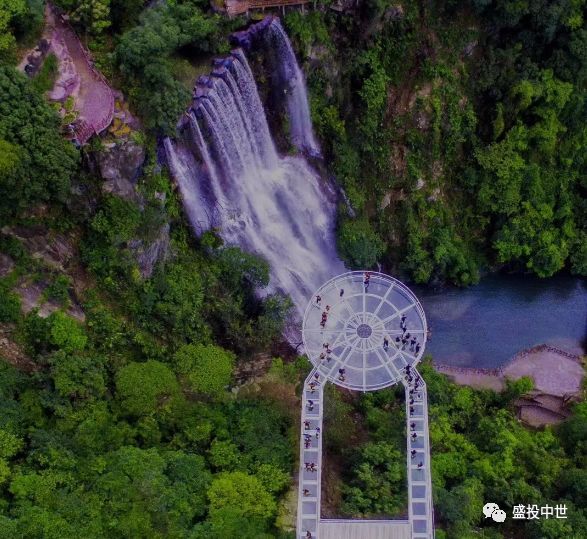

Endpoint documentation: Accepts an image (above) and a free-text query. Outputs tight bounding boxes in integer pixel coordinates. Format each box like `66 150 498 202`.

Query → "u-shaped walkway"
296 368 434 539
298 272 434 539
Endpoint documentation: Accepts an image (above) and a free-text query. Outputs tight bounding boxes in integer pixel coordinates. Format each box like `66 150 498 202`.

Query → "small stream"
416 274 586 368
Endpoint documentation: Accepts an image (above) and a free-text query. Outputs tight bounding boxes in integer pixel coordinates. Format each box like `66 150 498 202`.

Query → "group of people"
405 365 423 420
303 422 321 436
319 342 332 362
315 295 332 329
304 462 317 472
392 314 421 354
308 373 321 393
320 305 331 328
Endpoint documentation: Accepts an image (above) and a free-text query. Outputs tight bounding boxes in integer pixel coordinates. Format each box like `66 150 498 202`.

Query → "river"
415 274 586 369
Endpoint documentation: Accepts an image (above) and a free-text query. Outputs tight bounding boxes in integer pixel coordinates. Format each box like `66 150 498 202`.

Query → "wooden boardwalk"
224 0 310 16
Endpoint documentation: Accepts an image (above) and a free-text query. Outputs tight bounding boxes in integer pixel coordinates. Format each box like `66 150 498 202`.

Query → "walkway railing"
225 0 310 16
297 367 324 539
403 371 434 538
296 365 434 538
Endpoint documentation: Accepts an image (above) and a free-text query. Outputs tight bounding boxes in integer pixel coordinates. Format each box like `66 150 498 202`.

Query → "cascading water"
264 19 320 156
165 21 344 318
232 17 320 157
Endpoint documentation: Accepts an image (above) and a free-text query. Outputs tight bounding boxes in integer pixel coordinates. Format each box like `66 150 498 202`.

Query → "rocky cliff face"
97 140 145 201
95 140 170 278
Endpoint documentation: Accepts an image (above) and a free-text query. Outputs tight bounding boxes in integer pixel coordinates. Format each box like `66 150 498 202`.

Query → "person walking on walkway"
363 272 371 291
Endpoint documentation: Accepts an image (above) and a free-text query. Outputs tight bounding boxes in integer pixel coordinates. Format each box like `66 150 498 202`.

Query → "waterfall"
231 16 321 157
264 19 321 157
165 24 344 318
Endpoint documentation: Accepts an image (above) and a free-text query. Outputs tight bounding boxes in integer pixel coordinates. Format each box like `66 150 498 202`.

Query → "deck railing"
225 0 310 16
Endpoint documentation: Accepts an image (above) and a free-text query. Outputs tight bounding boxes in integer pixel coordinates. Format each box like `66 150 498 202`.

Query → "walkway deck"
320 520 411 539
297 367 325 539
403 375 434 538
298 272 434 539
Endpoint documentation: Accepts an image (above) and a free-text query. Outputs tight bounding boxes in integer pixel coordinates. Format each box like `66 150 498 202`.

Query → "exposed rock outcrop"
1 225 75 271
97 141 146 201
129 223 170 279
0 326 37 372
0 254 15 277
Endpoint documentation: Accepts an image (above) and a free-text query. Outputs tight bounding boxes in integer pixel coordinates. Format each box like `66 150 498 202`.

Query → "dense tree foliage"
113 1 231 134
0 68 78 223
287 0 587 283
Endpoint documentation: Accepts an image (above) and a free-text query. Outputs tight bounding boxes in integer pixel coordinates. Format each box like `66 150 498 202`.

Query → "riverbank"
435 344 585 395
434 345 585 426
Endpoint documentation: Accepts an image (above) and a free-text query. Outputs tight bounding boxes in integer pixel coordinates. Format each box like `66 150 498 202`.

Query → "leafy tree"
437 478 484 532
207 471 277 521
49 312 87 353
0 0 25 61
192 507 272 539
174 344 235 397
49 351 106 401
342 441 405 515
115 360 181 417
114 3 223 134
208 439 241 471
71 0 111 36
0 280 21 323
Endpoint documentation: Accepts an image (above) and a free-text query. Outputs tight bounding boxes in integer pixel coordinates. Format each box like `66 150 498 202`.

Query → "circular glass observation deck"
302 271 428 391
